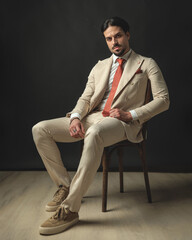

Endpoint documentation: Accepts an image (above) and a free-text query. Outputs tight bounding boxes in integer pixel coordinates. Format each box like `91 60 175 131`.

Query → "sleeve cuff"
129 110 138 120
70 113 81 121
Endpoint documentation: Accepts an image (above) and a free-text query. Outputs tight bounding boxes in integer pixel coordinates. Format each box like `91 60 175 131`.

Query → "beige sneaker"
39 206 79 235
45 185 69 212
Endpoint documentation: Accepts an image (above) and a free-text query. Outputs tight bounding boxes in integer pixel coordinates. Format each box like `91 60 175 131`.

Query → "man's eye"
106 38 112 42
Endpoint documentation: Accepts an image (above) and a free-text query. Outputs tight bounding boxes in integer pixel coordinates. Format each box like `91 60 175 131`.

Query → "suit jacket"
67 50 170 143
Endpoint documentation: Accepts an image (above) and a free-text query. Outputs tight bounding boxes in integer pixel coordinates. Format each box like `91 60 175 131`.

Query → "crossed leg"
32 111 127 212
32 117 79 187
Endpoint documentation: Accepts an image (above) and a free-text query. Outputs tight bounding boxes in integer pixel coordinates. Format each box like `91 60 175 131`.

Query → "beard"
114 48 126 56
112 44 126 57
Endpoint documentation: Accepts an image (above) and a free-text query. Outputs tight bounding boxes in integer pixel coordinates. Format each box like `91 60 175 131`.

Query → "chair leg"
102 149 108 212
138 141 152 203
117 148 124 193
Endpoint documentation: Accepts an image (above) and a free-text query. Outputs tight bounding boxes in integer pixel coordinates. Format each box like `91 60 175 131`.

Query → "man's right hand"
69 118 85 138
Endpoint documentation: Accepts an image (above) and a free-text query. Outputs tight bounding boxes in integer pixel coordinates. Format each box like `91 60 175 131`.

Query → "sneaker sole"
39 217 79 235
45 204 60 212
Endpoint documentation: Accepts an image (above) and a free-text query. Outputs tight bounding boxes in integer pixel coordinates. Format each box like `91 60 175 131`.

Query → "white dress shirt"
70 49 138 121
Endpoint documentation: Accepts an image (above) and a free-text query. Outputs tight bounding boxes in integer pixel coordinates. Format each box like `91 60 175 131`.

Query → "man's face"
103 25 130 57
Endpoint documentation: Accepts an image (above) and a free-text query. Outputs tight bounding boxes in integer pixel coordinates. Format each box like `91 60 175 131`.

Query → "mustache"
112 44 121 49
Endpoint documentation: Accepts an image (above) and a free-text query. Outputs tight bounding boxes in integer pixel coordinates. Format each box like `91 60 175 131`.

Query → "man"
32 16 169 235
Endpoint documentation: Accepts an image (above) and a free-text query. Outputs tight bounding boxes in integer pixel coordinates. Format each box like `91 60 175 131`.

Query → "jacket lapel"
113 51 145 100
90 56 113 110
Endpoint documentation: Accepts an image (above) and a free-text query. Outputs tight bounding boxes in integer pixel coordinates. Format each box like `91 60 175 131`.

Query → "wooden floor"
0 171 192 240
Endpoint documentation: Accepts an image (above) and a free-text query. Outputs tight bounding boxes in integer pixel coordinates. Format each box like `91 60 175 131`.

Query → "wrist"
70 117 80 124
127 112 133 122
129 110 138 120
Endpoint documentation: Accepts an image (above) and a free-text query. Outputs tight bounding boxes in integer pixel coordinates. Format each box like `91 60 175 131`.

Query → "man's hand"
69 118 85 138
109 108 133 123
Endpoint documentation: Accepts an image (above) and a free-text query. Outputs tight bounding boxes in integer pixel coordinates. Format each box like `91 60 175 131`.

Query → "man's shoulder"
132 50 151 61
90 56 112 72
96 55 112 65
132 51 162 74
132 50 157 65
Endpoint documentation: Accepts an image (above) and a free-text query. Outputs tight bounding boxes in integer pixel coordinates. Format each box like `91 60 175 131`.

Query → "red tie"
102 58 125 117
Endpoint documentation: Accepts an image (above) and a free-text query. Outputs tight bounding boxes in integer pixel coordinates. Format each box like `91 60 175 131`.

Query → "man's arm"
119 58 169 125
108 58 169 124
66 66 96 120
133 58 170 124
67 66 97 138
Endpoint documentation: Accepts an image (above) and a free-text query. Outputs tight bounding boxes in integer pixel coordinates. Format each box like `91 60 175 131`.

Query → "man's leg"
32 117 82 211
62 115 127 212
39 113 126 234
32 117 80 188
36 113 127 235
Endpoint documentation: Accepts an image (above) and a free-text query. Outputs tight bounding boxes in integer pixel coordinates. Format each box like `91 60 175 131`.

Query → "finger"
73 134 80 138
109 113 115 118
70 127 78 137
76 126 84 138
77 129 84 138
80 123 85 134
109 109 118 117
71 131 80 138
109 111 117 118
109 109 116 114
70 130 76 137
69 127 74 136
110 112 120 119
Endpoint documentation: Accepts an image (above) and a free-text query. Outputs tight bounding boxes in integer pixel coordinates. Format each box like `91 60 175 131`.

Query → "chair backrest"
142 80 152 139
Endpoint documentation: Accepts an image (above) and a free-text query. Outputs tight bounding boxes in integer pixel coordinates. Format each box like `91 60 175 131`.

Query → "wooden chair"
101 80 152 212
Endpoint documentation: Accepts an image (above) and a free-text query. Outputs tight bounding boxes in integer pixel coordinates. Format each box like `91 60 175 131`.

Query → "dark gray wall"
1 0 192 171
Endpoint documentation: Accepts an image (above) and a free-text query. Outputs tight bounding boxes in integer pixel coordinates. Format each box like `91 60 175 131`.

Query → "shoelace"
53 186 67 202
52 206 67 220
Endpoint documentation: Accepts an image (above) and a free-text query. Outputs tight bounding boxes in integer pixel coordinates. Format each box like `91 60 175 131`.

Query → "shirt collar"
112 49 132 64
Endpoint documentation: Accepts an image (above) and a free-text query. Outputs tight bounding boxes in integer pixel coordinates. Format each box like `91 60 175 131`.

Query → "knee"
85 125 102 141
32 121 47 143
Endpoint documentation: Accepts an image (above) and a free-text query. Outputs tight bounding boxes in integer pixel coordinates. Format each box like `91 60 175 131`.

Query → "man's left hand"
109 108 133 123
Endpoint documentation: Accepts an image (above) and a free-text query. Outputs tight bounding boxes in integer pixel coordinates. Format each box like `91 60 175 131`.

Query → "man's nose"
112 38 118 45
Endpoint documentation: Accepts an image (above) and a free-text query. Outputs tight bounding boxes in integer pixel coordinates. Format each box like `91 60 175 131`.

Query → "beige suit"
67 50 169 142
32 50 169 212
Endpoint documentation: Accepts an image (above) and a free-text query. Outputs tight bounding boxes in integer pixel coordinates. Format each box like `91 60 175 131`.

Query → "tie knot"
117 58 125 66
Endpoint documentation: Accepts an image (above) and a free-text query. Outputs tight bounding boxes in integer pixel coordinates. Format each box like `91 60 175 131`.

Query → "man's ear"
126 31 130 40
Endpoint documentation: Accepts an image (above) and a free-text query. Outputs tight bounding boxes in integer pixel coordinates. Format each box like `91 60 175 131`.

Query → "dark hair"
101 16 130 34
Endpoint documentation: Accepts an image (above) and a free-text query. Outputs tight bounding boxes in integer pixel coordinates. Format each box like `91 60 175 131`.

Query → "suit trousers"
32 111 127 212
